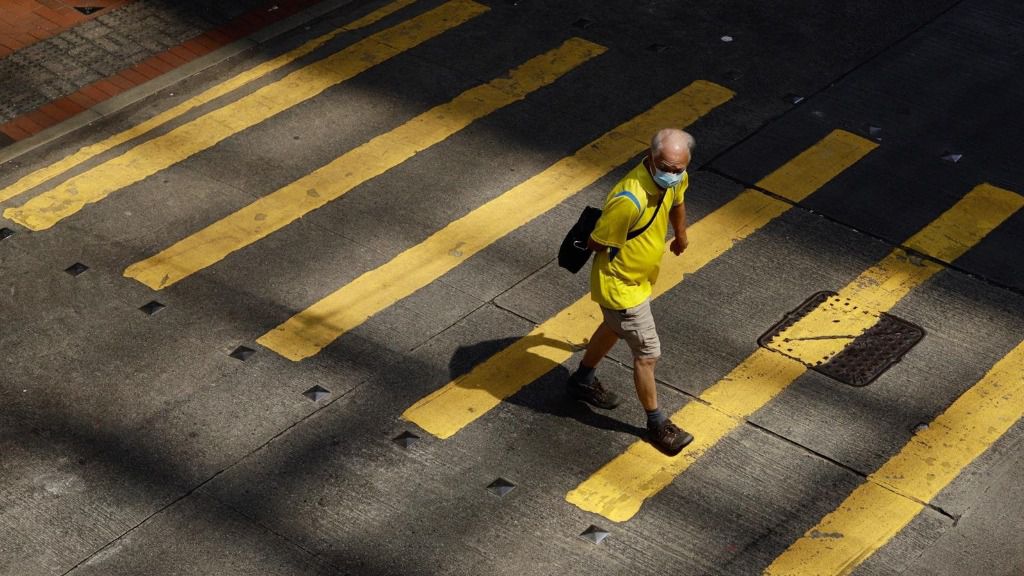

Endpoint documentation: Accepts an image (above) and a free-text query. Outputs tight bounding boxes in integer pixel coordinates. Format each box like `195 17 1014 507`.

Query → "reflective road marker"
401 130 878 440
4 0 488 230
0 0 419 205
764 340 1024 576
256 80 734 361
566 183 1022 522
124 37 607 290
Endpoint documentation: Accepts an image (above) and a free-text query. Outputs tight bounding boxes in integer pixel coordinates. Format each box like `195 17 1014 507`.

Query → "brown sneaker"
648 421 694 455
567 376 622 410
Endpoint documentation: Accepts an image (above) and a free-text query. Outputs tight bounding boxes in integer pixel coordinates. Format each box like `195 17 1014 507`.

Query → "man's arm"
669 202 688 255
587 236 609 252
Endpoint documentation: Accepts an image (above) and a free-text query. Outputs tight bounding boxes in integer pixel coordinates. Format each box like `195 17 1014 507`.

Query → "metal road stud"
64 263 89 276
302 385 331 402
138 301 166 316
579 525 610 545
486 478 516 497
392 431 419 449
229 346 256 361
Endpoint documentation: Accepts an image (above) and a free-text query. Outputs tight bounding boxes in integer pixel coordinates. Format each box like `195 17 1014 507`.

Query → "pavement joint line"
702 165 1024 299
698 0 969 175
749 426 967 528
189 375 384 573
764 339 1023 574
406 299 492 355
566 183 1021 523
5 0 489 231
0 0 377 168
79 368 375 576
256 80 734 361
400 129 875 441
124 36 605 290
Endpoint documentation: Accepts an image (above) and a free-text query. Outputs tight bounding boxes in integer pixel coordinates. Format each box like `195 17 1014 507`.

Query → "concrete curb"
0 0 357 167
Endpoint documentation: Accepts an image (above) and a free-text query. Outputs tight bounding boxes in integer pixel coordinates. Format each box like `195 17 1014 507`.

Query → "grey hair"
651 129 696 155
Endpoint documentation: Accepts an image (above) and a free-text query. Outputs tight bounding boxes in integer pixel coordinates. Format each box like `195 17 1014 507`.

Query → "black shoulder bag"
557 194 664 273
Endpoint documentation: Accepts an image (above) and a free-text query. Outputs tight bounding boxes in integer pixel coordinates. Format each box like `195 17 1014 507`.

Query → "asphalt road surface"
1 0 1022 574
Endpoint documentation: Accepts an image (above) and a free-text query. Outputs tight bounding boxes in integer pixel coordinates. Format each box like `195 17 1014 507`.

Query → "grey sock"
574 363 596 386
646 408 667 429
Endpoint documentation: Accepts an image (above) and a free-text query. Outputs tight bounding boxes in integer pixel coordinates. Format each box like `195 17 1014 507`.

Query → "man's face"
651 147 689 174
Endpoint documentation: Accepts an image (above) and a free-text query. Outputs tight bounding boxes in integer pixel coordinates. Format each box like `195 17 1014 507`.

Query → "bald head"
650 128 694 173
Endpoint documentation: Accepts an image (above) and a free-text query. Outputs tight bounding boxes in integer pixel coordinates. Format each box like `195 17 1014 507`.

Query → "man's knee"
634 355 658 368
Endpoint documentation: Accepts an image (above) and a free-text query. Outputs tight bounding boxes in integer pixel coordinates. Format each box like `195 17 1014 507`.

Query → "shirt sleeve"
672 171 689 206
591 193 640 248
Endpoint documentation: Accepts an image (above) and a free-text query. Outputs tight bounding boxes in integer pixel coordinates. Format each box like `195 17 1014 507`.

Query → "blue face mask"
652 166 684 189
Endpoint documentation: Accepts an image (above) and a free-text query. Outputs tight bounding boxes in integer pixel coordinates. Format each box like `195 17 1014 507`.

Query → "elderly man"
567 128 695 455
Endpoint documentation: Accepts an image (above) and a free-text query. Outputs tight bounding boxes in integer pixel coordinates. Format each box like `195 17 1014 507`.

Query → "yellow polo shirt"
589 161 686 310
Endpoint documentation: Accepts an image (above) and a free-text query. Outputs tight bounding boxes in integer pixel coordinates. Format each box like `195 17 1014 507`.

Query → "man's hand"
670 235 688 256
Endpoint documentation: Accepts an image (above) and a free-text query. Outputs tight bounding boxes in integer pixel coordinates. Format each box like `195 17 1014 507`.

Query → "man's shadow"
447 334 646 438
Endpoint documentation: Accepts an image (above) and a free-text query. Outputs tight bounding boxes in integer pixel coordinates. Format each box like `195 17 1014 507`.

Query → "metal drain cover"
759 291 924 386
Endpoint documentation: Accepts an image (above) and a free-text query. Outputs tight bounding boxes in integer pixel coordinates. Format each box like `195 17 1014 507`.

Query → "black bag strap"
626 191 665 240
610 192 665 261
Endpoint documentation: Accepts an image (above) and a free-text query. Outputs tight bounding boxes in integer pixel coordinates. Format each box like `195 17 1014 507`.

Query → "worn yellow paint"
764 340 1024 576
765 184 1024 366
904 183 1024 263
765 482 923 576
0 0 418 207
765 296 882 367
872 340 1024 501
567 186 1021 522
756 129 880 203
256 80 733 361
567 348 805 521
3 0 487 230
125 37 607 291
402 130 876 438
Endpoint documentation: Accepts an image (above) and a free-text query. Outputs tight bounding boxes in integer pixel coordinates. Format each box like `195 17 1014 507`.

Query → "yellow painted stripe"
756 129 879 203
568 348 805 522
3 0 487 230
568 183 1022 523
124 38 607 291
764 340 1024 576
766 482 923 576
0 0 418 206
402 130 877 439
256 80 734 361
766 184 1024 366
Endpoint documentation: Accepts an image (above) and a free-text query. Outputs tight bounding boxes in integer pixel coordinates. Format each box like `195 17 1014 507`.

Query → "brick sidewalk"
0 0 328 147
0 0 130 58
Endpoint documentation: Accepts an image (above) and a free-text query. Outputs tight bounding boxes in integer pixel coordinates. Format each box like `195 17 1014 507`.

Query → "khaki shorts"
600 298 661 359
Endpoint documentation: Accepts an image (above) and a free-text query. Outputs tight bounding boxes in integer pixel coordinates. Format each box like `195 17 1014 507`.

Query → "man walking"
567 128 695 455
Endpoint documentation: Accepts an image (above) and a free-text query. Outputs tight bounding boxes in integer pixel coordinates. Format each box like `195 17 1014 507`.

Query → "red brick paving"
0 1 130 59
0 0 326 143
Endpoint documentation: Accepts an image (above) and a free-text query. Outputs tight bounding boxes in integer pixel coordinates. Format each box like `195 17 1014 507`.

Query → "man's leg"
568 320 623 409
581 321 619 369
620 300 693 456
635 354 692 455
633 356 658 411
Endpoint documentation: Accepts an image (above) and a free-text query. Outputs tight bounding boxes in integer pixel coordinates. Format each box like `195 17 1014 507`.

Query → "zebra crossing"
1 0 1021 573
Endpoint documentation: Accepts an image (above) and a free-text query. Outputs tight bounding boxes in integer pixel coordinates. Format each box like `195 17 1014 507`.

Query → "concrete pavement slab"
198 300 881 575
750 268 1024 475
846 421 1024 576
3 0 1022 572
710 0 1024 292
66 493 339 576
